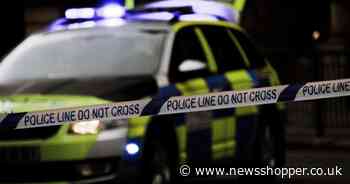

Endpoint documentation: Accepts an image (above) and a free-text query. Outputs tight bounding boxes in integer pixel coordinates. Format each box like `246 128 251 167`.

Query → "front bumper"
0 126 129 183
0 158 119 183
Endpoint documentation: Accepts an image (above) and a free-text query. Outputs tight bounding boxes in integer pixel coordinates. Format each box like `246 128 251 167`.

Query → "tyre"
251 105 286 183
142 118 179 184
144 140 172 184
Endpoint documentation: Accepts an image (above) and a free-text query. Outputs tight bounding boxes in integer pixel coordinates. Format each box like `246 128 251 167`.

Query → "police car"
0 0 285 183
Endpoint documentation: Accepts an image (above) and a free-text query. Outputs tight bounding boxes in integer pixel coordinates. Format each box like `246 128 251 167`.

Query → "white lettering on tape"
6 79 350 130
296 79 350 101
16 99 151 129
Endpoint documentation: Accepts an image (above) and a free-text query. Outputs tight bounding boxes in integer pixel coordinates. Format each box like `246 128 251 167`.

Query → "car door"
228 28 287 167
169 26 216 165
199 25 259 162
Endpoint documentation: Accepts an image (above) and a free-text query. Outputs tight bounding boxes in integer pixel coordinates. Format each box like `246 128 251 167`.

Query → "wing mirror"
178 59 207 72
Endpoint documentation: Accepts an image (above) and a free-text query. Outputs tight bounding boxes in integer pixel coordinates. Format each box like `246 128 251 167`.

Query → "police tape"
1 78 350 130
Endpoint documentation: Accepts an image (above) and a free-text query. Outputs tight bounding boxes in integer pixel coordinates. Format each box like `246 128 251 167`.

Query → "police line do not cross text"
1 78 350 130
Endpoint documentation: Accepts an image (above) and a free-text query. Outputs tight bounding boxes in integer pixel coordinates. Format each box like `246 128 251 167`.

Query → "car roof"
44 0 242 34
43 20 172 35
41 20 243 39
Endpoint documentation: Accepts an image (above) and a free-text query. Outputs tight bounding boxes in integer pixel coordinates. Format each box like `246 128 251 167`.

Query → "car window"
228 29 266 69
169 27 210 82
0 27 166 83
200 26 247 73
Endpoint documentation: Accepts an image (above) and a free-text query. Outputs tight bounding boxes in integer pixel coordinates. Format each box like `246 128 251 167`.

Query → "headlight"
70 120 101 135
69 119 128 135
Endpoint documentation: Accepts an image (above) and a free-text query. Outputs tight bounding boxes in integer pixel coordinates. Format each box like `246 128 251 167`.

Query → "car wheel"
252 114 286 183
261 125 276 167
142 121 179 184
149 143 171 184
255 105 286 167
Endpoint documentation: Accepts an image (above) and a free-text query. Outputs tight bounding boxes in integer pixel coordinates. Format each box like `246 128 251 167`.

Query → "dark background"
1 0 350 183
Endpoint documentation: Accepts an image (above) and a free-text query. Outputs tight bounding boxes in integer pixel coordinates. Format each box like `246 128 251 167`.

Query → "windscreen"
0 26 166 83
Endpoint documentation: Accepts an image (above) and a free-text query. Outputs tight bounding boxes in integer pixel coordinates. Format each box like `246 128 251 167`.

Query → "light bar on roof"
97 3 126 18
65 3 126 20
65 8 95 19
145 0 239 23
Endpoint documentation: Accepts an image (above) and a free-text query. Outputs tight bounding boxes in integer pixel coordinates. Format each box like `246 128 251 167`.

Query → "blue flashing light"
97 3 126 18
49 18 68 31
145 0 238 23
64 3 125 20
126 143 140 155
51 2 127 31
65 8 95 19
